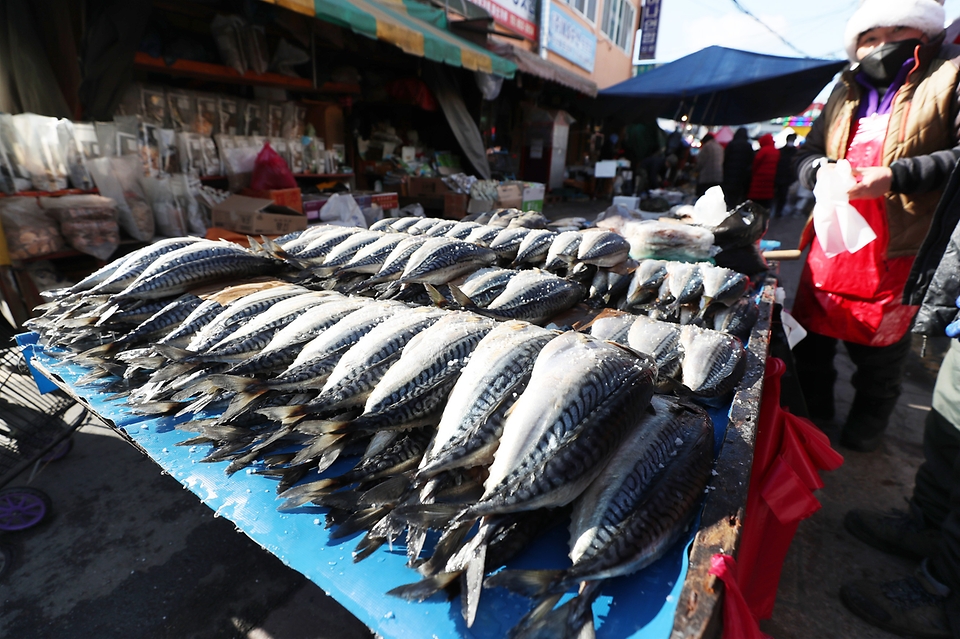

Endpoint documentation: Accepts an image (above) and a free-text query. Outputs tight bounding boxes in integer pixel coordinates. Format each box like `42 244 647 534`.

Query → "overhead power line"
730 0 812 58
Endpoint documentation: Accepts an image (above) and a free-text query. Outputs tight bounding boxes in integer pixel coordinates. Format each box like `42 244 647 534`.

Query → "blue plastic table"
21 332 731 639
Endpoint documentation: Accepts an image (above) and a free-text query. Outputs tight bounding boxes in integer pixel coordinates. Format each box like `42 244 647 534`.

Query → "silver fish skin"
312 230 385 270
271 301 409 390
456 268 519 308
588 313 635 344
114 242 277 300
116 294 204 346
463 225 502 247
227 296 371 375
275 224 338 254
158 298 225 346
398 238 497 285
562 395 713 582
199 292 336 361
65 254 137 294
390 217 425 233
700 264 749 307
444 221 481 240
577 230 630 267
89 237 206 294
710 297 759 342
368 218 398 232
512 229 556 266
679 324 746 397
483 269 585 324
362 237 429 286
488 227 533 260
306 306 447 414
626 259 668 307
543 231 582 271
185 285 306 353
337 234 408 275
417 320 555 479
627 315 683 380
467 331 656 517
424 220 458 237
407 217 443 236
358 312 498 423
285 226 361 260
666 262 704 307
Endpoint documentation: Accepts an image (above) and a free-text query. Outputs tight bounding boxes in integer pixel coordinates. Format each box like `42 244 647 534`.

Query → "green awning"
263 0 516 78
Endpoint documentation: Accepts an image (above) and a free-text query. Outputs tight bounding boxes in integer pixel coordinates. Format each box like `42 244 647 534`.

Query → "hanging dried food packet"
218 96 241 135
139 121 162 177
0 115 31 193
170 173 206 235
158 129 180 175
39 195 120 261
287 138 304 174
267 103 283 137
211 14 247 75
0 196 65 258
244 24 269 74
114 115 141 158
95 121 118 157
177 132 201 175
56 120 94 190
141 86 167 126
88 155 155 241
200 136 221 177
243 101 262 136
142 176 187 237
281 102 299 139
167 90 196 132
12 113 68 191
195 94 219 136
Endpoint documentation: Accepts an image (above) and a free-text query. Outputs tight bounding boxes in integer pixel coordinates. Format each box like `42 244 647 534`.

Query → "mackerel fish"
512 229 556 266
679 324 746 397
397 238 497 285
543 231 582 272
577 230 630 267
478 269 585 324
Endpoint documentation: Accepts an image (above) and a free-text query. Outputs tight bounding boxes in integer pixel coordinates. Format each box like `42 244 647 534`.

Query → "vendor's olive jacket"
796 36 960 258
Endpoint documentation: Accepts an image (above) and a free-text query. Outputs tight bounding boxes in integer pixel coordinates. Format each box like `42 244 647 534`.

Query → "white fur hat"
844 0 945 61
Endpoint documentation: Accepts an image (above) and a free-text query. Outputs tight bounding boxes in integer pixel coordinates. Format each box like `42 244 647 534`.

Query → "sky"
650 0 960 63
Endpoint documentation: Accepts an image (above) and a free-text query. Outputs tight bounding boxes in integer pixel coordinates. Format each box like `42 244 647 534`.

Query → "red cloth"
735 357 844 620
747 134 780 200
709 554 773 639
791 113 918 346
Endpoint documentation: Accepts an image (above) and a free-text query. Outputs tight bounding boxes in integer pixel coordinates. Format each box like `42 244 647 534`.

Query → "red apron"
791 113 918 347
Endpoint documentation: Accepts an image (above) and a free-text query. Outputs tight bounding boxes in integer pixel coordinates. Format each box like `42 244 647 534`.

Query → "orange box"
241 187 303 213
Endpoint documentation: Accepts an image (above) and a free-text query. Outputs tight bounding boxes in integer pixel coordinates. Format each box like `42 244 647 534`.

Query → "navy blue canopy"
599 46 847 125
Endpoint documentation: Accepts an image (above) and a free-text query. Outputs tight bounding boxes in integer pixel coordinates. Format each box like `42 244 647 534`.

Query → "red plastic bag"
708 554 772 639
250 142 297 190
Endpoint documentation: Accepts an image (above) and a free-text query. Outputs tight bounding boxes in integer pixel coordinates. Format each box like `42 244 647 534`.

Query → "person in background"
746 133 780 209
722 127 755 206
695 132 724 197
841 160 960 637
790 0 960 453
772 133 799 216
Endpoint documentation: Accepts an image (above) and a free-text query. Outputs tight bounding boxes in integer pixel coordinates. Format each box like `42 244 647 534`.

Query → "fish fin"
391 502 465 530
418 520 474 577
359 473 412 506
462 541 488 627
314 435 347 473
387 571 460 602
406 525 428 566
423 283 449 307
257 405 307 424
447 283 477 309
508 583 602 639
278 479 340 510
484 569 562 598
329 505 392 540
150 361 203 383
129 401 182 416
247 235 262 252
363 430 398 459
219 390 268 422
352 533 386 563
153 344 195 362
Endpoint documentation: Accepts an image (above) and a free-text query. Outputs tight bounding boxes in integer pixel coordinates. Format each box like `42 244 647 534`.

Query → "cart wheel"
41 437 73 462
0 544 12 581
0 487 52 531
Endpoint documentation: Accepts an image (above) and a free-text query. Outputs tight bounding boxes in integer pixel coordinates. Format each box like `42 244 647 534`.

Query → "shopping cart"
0 325 86 578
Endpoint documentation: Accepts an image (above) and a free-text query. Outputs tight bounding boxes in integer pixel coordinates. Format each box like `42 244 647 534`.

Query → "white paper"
781 309 808 349
812 159 877 258
594 160 617 178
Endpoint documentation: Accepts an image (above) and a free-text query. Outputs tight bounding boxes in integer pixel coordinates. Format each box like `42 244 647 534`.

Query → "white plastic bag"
692 185 728 227
812 159 877 258
319 193 367 228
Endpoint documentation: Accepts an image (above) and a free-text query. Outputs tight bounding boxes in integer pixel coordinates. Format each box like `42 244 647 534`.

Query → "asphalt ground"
0 199 940 639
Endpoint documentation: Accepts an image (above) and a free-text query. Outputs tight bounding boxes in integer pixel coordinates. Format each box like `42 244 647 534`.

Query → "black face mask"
859 38 923 85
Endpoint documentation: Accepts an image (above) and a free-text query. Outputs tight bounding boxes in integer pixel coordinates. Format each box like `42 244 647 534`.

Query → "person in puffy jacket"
746 133 780 208
696 133 724 196
790 0 960 455
722 127 754 206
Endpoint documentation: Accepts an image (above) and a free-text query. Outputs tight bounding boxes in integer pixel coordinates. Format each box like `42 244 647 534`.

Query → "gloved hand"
947 296 960 338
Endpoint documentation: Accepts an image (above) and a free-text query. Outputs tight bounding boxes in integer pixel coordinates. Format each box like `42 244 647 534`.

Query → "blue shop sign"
548 5 597 72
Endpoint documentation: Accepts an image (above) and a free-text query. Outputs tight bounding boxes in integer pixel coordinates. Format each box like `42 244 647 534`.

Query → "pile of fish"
24 218 758 637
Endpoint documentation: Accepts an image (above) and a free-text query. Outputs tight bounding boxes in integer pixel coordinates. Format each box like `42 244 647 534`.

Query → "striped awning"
263 0 516 78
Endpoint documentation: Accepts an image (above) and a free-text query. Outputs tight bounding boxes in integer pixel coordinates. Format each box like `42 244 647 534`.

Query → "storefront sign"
470 0 538 40
634 0 661 61
547 5 597 72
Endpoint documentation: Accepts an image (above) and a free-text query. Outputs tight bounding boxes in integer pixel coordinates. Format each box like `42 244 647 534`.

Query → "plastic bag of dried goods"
219 135 258 192
0 196 65 259
141 176 187 237
12 113 68 191
39 195 119 261
170 173 206 235
167 90 196 132
211 14 247 75
88 155 155 241
250 142 296 190
623 219 716 262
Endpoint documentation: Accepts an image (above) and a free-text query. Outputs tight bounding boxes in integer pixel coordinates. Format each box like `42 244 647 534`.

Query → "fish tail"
199 374 263 394
329 505 392 540
392 502 465 530
150 361 203 382
507 582 602 639
447 283 477 309
277 478 340 510
462 542 488 627
257 405 307 425
423 283 450 308
219 390 269 422
358 473 412 506
386 571 460 602
484 568 563 598
352 532 386 563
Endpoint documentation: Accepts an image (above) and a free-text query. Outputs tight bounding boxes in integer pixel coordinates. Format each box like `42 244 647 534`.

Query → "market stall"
13 208 798 638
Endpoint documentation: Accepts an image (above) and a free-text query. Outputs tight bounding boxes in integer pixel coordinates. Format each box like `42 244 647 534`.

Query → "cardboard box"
406 177 450 198
496 182 523 209
522 182 545 212
211 194 307 235
444 193 469 219
240 187 303 213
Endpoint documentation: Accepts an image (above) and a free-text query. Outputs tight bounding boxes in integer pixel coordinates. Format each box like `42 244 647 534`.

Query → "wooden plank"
671 277 776 639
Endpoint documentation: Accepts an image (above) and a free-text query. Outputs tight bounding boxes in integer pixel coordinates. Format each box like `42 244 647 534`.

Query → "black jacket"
774 146 798 187
904 161 960 335
723 128 754 186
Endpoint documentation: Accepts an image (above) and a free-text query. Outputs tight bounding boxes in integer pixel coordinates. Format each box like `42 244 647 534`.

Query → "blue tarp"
600 46 847 125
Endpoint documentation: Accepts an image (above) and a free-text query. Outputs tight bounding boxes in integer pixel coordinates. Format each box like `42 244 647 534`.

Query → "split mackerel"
455 268 519 308
481 269 585 324
627 315 683 381
626 259 668 307
512 229 556 266
679 324 746 397
337 234 407 275
397 238 497 285
577 230 630 267
88 237 205 294
543 231 582 272
488 227 533 260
